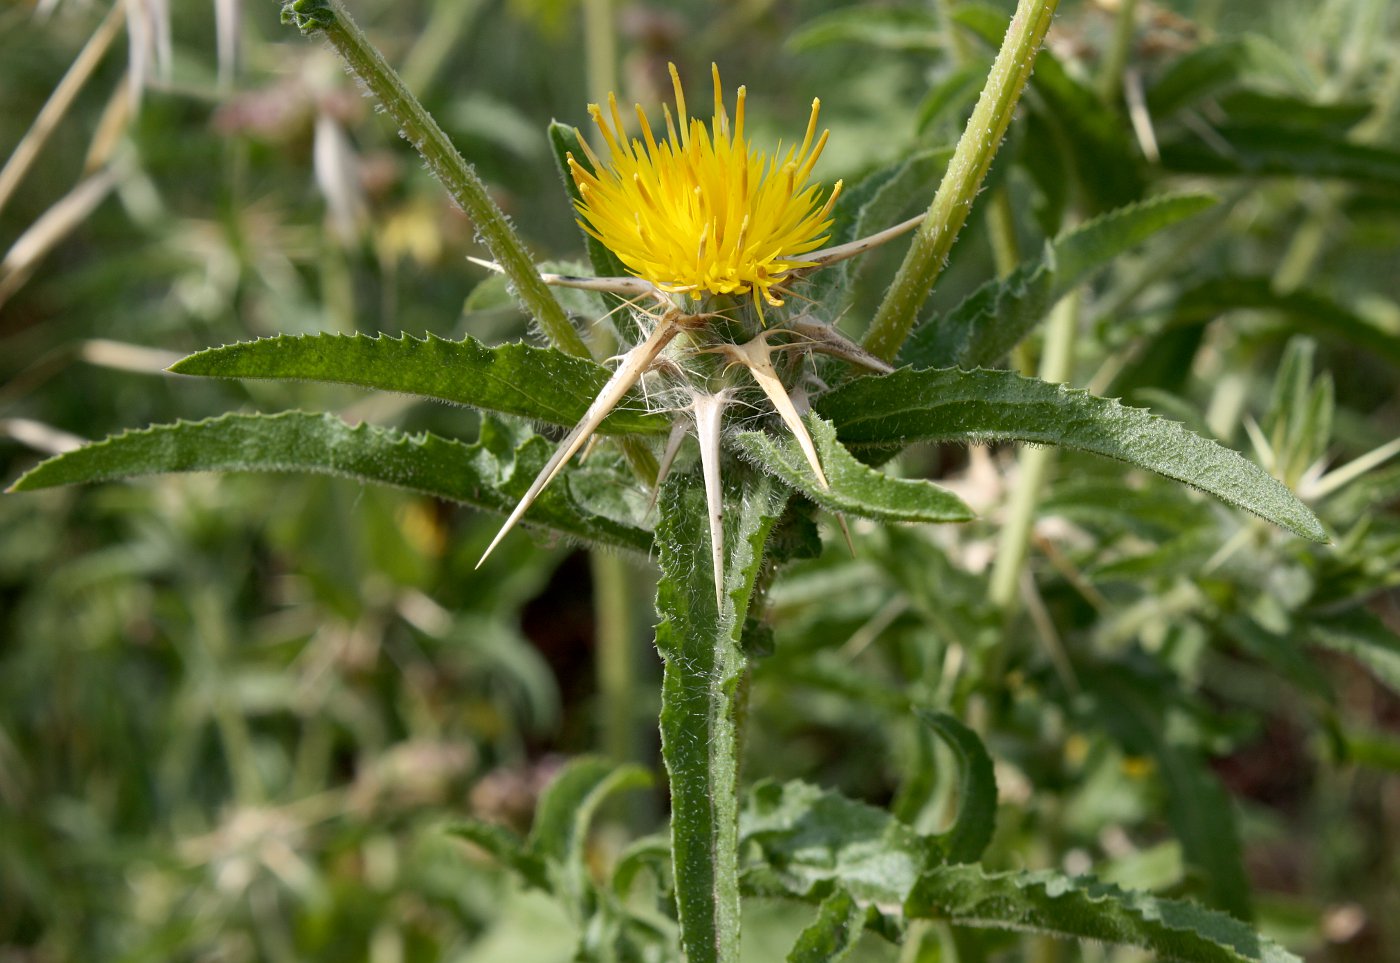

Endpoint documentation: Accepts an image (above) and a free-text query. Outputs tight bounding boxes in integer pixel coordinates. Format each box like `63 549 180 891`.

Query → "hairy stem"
283 0 589 358
864 0 1060 362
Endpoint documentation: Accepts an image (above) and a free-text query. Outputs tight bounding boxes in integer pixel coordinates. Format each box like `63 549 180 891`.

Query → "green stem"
282 0 589 358
583 0 618 105
1095 0 1138 104
864 0 1061 362
987 289 1080 612
592 550 637 764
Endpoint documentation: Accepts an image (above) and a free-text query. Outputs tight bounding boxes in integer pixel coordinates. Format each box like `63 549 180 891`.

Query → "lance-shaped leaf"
815 367 1327 543
917 711 997 865
734 414 973 524
445 823 548 891
906 866 1302 963
6 411 652 552
902 193 1218 370
170 333 669 435
655 468 788 963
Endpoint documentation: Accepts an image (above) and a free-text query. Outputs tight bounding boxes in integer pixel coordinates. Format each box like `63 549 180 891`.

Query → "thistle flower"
476 65 924 600
566 63 843 318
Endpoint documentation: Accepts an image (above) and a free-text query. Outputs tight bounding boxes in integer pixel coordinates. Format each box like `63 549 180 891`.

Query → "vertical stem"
583 0 617 105
987 289 1081 611
655 471 787 963
1095 0 1139 104
283 0 590 358
864 0 1061 362
592 551 637 764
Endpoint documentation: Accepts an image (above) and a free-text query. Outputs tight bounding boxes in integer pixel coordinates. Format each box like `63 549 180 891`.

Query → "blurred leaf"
1083 665 1253 921
903 193 1218 369
917 711 997 864
816 368 1328 542
528 756 651 906
169 333 670 435
733 414 973 524
787 889 865 963
916 61 991 134
7 412 654 551
655 467 788 963
1165 277 1400 371
1304 609 1400 695
740 779 933 907
906 866 1302 962
1160 124 1400 190
787 7 941 52
447 822 549 890
1147 38 1305 119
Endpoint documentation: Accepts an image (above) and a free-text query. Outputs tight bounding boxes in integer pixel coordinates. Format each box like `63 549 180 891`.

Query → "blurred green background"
2 1 1398 960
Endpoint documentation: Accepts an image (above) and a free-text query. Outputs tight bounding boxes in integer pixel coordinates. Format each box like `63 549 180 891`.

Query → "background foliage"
2 0 1398 960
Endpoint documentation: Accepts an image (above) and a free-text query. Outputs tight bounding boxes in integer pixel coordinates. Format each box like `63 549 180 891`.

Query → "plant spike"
691 390 731 608
801 213 925 269
650 418 691 514
786 315 895 374
476 311 686 567
720 333 830 491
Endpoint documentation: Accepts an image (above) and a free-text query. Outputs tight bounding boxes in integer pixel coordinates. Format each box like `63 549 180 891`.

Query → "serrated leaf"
903 193 1217 369
917 711 997 864
169 333 669 435
787 889 865 963
1160 123 1400 189
740 779 933 909
906 866 1302 962
787 7 941 53
733 414 973 524
815 367 1327 543
6 412 653 551
446 822 549 890
1304 609 1400 695
655 467 788 963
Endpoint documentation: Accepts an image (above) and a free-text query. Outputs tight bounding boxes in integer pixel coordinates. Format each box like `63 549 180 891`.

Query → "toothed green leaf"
444 822 549 890
815 367 1327 543
732 414 973 524
906 866 1302 963
6 412 652 551
169 333 669 435
903 193 1218 369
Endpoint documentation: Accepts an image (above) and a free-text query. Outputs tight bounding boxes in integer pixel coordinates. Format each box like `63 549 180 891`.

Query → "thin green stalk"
987 289 1080 611
864 0 1061 362
583 0 617 105
1095 0 1139 104
281 0 589 358
592 550 637 764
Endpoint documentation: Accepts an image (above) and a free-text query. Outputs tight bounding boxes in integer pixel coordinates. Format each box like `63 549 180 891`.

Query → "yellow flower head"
567 63 843 316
